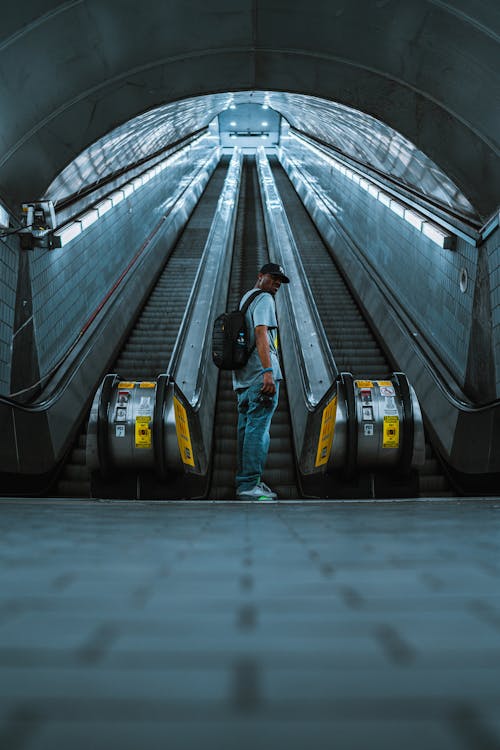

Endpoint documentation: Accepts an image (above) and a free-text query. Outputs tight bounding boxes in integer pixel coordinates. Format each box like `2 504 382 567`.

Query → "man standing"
233 262 290 500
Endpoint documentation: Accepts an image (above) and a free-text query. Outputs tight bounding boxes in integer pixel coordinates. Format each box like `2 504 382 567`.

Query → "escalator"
269 158 451 496
209 156 299 499
58 155 299 500
56 158 231 497
57 152 447 500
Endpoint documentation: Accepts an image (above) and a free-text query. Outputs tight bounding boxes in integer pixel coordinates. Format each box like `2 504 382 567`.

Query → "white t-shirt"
232 290 283 390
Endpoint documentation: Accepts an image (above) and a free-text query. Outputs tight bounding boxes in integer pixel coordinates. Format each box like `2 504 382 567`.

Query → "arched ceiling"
0 0 498 220
46 92 478 222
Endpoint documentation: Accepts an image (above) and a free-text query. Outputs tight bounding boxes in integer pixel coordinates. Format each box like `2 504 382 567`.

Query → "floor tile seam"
5 497 497 505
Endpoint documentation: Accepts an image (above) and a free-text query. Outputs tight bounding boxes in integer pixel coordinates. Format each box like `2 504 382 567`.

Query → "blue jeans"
236 381 280 493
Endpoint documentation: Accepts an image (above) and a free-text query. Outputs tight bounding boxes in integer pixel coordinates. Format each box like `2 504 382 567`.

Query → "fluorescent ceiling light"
404 209 424 230
389 200 405 217
55 221 82 246
96 199 113 216
0 205 8 229
289 132 457 250
111 191 124 206
79 209 99 229
422 222 455 249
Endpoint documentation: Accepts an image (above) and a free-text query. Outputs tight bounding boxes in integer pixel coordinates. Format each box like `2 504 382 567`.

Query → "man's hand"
261 370 276 395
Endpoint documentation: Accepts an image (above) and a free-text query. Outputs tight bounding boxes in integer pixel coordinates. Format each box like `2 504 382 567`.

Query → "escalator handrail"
256 147 337 410
167 149 243 409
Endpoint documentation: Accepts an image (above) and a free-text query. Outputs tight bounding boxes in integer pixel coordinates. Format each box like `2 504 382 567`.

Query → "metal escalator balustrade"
257 148 425 497
209 155 300 500
86 151 245 498
269 154 450 496
269 156 390 380
0 149 222 497
57 157 231 497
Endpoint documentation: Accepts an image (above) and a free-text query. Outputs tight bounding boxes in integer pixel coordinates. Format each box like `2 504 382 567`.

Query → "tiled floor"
0 497 499 749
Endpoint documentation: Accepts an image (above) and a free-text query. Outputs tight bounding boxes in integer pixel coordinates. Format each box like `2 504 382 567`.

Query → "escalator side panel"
56 160 231 497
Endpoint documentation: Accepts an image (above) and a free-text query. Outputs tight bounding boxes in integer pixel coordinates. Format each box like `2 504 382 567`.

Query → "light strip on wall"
57 221 82 245
288 133 456 250
0 204 9 229
96 199 113 217
53 134 210 248
79 208 99 230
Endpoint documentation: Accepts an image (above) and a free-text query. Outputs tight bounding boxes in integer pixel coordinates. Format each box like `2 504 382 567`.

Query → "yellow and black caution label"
135 416 152 449
355 380 374 389
118 381 135 389
139 382 156 389
315 395 337 467
173 396 195 467
383 415 399 449
377 380 393 387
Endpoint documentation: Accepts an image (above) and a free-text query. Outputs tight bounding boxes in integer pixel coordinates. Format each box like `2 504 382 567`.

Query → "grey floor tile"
0 497 499 750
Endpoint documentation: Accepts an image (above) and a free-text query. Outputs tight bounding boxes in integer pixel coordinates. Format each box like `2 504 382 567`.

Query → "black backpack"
212 290 267 370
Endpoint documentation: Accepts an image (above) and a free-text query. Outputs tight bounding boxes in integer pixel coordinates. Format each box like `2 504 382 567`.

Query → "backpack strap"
239 289 274 362
239 288 267 314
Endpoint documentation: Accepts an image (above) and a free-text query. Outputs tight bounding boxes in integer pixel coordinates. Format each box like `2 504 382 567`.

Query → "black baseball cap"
259 262 290 283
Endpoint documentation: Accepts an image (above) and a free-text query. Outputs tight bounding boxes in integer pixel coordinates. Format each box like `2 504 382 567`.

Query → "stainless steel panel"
255 147 336 465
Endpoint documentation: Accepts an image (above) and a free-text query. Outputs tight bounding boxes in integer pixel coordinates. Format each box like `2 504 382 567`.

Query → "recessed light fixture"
261 121 268 127
230 121 237 127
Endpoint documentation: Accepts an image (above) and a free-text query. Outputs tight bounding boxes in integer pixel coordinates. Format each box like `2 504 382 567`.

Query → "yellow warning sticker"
173 396 195 467
355 380 374 388
135 416 152 449
118 382 135 389
377 381 393 387
315 396 337 467
139 382 156 389
383 415 399 449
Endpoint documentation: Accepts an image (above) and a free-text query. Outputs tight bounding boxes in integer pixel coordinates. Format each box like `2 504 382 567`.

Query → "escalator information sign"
383 415 399 448
135 416 152 449
315 395 337 468
174 396 195 467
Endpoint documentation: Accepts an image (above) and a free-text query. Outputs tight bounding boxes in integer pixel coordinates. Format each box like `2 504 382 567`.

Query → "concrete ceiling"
0 0 498 221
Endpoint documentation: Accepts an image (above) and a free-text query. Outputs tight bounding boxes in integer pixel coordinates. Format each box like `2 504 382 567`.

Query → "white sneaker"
260 482 278 499
237 483 276 501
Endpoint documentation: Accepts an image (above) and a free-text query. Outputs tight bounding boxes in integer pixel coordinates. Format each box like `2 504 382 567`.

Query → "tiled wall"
29 149 214 379
0 227 19 395
281 139 482 393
